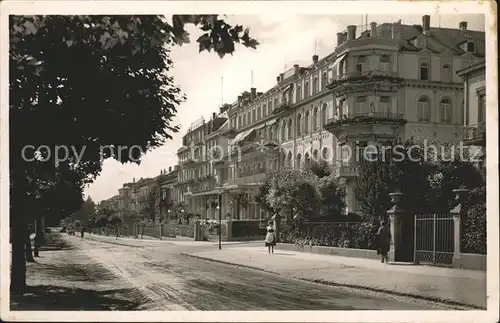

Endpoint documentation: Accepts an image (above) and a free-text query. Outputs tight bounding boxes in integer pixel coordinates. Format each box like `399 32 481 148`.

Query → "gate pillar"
387 191 414 262
450 188 470 268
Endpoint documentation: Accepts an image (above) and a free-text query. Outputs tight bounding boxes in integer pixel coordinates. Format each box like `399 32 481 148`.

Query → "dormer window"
419 62 429 81
467 41 475 52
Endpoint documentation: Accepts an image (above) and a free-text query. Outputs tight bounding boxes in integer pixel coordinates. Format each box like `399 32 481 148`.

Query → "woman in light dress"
264 220 276 254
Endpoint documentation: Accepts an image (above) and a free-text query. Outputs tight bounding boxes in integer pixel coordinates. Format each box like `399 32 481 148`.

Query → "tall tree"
9 15 258 292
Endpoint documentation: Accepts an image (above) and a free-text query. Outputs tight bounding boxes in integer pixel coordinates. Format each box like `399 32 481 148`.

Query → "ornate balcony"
463 122 485 146
327 70 404 91
324 112 406 144
229 173 267 186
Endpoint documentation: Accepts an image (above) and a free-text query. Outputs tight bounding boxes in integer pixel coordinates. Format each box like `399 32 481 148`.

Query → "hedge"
279 221 379 250
462 203 486 254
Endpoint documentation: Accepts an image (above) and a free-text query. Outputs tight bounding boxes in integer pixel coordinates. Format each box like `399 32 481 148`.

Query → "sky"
85 14 485 203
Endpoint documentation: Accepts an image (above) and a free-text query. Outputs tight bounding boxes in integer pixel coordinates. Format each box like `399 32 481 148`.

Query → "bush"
462 203 486 254
279 221 379 250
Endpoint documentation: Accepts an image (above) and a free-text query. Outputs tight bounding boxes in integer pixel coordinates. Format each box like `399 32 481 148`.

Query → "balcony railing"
463 122 486 143
326 112 406 128
229 173 266 186
327 70 403 89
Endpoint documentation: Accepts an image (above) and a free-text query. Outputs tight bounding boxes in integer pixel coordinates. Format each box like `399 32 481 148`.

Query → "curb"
84 236 148 248
181 252 484 310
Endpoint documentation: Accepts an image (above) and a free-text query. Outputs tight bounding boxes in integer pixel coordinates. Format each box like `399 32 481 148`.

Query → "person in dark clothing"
80 227 85 239
376 221 391 263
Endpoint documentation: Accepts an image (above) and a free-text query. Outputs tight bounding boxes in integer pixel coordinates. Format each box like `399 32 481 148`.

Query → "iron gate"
414 213 454 266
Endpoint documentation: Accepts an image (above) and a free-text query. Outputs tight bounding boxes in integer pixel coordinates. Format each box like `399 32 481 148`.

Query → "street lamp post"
217 193 222 250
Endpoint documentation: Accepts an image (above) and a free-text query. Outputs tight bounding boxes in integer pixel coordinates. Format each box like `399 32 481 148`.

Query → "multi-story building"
323 16 484 213
158 166 179 221
176 109 229 218
456 59 486 176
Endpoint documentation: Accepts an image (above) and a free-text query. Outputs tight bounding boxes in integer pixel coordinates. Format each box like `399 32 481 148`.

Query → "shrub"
462 203 486 254
279 221 378 250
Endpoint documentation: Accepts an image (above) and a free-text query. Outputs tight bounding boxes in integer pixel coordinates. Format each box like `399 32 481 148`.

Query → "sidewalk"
182 245 487 309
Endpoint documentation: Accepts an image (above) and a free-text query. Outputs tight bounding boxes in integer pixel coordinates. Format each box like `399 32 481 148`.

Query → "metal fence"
414 213 454 266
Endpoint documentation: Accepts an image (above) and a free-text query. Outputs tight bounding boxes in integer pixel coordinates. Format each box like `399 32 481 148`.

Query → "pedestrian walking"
80 227 85 239
376 220 391 263
264 220 276 254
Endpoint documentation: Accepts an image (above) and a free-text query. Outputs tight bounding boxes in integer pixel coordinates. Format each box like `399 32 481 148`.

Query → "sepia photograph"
0 1 498 322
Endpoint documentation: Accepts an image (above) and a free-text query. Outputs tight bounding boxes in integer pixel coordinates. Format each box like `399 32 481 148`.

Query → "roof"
455 59 486 76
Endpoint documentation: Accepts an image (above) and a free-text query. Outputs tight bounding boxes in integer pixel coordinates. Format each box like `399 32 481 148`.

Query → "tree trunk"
25 232 35 262
11 217 27 294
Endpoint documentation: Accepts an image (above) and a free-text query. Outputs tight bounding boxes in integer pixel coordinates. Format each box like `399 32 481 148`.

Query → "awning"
230 127 256 145
332 52 348 67
266 119 277 126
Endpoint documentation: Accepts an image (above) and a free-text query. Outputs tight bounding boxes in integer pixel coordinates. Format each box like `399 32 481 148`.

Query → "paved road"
15 232 462 310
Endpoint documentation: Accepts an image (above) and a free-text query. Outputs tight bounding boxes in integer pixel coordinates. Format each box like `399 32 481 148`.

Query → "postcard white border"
0 1 498 322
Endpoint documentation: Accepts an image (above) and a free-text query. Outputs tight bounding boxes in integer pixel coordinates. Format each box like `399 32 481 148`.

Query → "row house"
176 110 229 218
324 16 485 213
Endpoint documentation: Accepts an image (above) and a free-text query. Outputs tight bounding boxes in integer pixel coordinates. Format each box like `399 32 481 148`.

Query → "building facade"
324 16 485 213
456 59 486 176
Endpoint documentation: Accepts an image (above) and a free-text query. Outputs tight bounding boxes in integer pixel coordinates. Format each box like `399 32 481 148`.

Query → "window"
322 72 328 90
442 64 452 83
313 149 319 162
242 114 246 126
322 147 329 161
322 104 328 125
417 97 430 122
267 102 272 116
420 62 429 80
252 108 256 122
281 121 286 140
305 153 311 167
313 107 318 130
296 84 302 101
257 105 262 119
274 98 279 110
339 60 346 76
355 96 368 114
467 42 475 52
380 55 390 71
287 152 292 168
356 55 366 74
379 96 391 116
305 111 310 133
296 114 302 135
287 119 292 139
439 98 452 123
313 77 319 95
478 94 486 123
304 81 310 99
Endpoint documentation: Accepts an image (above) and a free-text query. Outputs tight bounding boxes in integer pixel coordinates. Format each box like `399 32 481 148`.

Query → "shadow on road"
10 285 143 310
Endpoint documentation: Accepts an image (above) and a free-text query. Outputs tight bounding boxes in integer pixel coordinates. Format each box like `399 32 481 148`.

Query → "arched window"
274 98 279 110
322 72 328 90
296 154 302 169
305 153 311 167
313 149 319 162
296 114 302 135
242 114 247 126
296 84 302 102
313 77 319 95
288 84 294 105
257 106 261 119
442 64 452 83
322 148 329 162
267 102 272 116
313 107 318 130
420 62 429 80
304 81 310 99
305 111 310 133
247 110 251 125
417 97 430 122
287 118 292 139
281 121 286 140
252 108 256 122
321 104 328 125
287 151 293 168
439 98 452 123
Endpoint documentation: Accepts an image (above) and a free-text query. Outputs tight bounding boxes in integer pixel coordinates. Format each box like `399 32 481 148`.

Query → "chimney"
276 75 281 84
212 112 216 119
251 87 256 99
459 21 467 32
133 177 135 183
370 22 377 37
293 64 299 75
422 15 431 35
164 169 166 174
336 32 343 45
169 166 172 172
347 25 357 41
312 55 319 64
